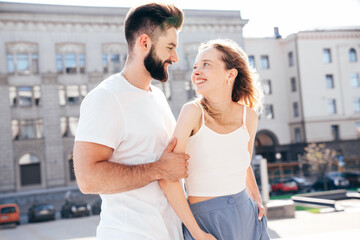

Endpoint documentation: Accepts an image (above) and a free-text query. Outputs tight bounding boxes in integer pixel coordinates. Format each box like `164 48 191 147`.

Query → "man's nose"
170 50 179 63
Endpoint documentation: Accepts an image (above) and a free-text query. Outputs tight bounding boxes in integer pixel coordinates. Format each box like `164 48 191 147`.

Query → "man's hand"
156 138 189 181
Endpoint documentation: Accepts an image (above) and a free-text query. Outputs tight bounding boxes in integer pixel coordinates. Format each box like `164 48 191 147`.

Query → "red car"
0 203 20 226
271 179 298 193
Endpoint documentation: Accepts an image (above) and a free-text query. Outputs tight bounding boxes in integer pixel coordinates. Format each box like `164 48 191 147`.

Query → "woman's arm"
159 102 216 240
244 107 266 220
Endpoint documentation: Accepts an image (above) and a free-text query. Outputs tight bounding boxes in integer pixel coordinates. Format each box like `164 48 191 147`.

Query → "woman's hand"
255 201 265 221
194 231 217 240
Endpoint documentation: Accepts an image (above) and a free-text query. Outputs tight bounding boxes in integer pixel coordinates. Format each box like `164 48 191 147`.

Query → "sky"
2 0 360 38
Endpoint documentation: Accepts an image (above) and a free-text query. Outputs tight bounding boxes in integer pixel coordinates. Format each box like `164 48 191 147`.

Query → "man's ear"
138 34 152 51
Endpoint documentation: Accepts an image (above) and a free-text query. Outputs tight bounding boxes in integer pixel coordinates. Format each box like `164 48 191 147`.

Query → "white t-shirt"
75 74 182 240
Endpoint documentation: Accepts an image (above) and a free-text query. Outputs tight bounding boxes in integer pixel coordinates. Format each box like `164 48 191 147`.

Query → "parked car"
312 171 350 191
271 178 298 194
91 198 102 215
28 203 55 223
341 171 360 188
0 203 20 226
288 176 313 193
61 200 90 218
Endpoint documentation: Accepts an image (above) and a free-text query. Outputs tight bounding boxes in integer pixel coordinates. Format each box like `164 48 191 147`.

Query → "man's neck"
121 63 153 91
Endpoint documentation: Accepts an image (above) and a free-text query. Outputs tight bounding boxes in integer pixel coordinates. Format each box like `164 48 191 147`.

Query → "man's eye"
168 47 173 51
204 63 209 66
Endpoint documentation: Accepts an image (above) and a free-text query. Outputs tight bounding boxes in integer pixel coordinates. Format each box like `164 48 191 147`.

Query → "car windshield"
292 177 305 183
327 172 342 177
35 204 53 210
1 207 16 214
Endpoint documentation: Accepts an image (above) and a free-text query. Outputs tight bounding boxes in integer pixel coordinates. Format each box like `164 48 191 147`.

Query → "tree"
300 142 337 190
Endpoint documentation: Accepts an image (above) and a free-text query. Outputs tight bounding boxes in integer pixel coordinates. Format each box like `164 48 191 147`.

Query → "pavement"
0 199 359 240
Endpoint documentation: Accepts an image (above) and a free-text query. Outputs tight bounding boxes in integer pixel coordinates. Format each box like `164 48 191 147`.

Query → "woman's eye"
204 62 209 66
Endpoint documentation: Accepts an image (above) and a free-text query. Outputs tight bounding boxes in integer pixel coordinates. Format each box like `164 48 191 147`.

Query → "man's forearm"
77 160 162 194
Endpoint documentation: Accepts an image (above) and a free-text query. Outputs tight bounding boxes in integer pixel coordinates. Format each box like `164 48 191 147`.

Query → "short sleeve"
75 87 125 150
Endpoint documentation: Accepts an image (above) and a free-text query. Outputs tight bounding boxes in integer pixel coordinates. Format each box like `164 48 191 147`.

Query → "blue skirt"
183 189 270 240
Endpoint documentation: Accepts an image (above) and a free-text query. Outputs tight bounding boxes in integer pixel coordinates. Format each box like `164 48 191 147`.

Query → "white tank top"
185 103 251 197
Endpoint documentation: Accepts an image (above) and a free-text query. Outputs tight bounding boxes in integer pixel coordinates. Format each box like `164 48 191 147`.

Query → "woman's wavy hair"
196 39 263 118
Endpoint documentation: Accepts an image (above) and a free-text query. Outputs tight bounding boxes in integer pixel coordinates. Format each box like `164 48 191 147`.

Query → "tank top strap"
195 101 205 126
242 105 247 126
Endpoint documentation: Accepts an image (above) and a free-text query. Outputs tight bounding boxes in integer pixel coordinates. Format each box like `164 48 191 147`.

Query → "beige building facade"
245 29 360 171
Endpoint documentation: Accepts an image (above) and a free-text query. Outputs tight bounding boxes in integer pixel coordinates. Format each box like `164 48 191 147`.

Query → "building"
0 2 247 193
245 28 360 179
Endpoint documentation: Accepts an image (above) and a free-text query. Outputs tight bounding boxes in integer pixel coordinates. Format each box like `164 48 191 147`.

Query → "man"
73 3 188 239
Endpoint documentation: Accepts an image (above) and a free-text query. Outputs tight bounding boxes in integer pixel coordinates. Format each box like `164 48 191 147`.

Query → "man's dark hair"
124 3 184 51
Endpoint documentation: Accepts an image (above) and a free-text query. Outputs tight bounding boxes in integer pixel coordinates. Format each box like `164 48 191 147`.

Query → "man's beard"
144 46 172 82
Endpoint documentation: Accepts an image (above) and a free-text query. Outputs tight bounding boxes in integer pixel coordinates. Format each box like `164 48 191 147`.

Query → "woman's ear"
228 68 238 81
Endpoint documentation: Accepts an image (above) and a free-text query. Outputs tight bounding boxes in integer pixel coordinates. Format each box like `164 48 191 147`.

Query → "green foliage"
295 205 320 213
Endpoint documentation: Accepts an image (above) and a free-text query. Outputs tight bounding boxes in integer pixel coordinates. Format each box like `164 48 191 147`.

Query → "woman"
159 39 270 240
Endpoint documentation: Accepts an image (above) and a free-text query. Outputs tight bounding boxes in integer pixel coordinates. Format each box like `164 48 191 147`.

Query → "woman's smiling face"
191 47 230 97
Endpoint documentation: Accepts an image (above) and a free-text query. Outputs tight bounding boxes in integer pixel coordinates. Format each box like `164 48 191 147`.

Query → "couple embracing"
73 3 270 240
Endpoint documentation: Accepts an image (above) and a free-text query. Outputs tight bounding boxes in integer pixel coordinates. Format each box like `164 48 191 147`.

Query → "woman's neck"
205 97 234 116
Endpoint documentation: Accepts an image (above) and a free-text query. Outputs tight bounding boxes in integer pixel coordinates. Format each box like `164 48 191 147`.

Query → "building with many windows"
245 29 360 179
0 2 359 193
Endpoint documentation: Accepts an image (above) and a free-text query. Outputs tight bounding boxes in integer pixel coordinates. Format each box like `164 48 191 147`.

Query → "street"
1 200 359 240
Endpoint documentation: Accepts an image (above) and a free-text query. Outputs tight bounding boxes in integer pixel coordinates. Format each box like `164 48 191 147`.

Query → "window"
79 54 85 73
56 43 86 74
7 54 14 73
326 74 334 89
9 86 41 107
295 128 301 143
261 55 270 69
59 84 88 106
6 42 39 75
354 98 360 113
102 54 108 73
102 43 127 74
293 102 299 117
67 85 80 105
65 54 77 73
328 99 337 114
56 54 63 74
331 125 339 140
288 52 294 67
18 87 32 107
323 48 332 63
349 48 357 62
11 119 43 140
356 122 360 138
61 117 79 137
19 153 41 186
291 77 297 92
262 79 272 95
262 105 274 119
350 73 360 88
248 55 255 68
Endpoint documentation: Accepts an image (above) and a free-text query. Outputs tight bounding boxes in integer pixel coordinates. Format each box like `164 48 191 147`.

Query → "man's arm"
73 138 189 194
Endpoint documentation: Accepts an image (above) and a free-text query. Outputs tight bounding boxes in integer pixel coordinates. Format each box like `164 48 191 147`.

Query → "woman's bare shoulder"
181 101 202 117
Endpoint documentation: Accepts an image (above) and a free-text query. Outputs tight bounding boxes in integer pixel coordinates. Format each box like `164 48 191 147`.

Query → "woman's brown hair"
196 39 263 118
